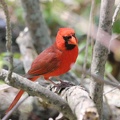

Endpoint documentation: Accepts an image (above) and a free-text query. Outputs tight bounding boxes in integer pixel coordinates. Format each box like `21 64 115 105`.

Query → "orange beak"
68 37 78 45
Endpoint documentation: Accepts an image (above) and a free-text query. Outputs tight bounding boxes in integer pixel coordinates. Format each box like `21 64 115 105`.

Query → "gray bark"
90 0 115 119
21 0 51 52
52 85 99 120
0 69 99 120
0 69 76 120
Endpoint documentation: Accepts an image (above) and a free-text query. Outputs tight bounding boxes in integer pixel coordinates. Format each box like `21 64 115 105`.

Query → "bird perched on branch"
6 27 78 113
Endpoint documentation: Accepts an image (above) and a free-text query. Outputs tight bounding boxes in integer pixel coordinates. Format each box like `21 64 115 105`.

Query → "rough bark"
0 0 13 83
0 69 76 120
90 0 115 119
51 85 99 120
0 69 99 120
20 0 51 52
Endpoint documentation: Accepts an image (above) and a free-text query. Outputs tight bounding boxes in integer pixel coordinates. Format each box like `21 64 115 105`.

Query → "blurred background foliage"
0 0 120 80
0 0 120 120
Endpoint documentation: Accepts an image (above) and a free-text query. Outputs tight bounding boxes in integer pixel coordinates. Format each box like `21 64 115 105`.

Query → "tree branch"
2 95 29 120
82 0 96 79
51 85 99 120
20 0 51 52
0 68 99 120
74 65 120 89
112 2 120 26
0 69 76 120
0 0 13 83
90 0 115 119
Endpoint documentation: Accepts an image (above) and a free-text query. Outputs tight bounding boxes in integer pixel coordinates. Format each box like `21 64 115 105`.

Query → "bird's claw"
55 81 74 93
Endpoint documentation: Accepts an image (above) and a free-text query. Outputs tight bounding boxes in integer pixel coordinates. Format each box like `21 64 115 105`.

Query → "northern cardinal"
6 28 78 113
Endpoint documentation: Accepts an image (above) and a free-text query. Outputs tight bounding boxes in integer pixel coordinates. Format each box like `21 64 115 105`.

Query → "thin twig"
82 0 96 79
112 2 120 26
103 85 119 95
0 0 13 83
104 73 120 95
77 64 120 95
109 2 120 53
103 95 113 117
2 95 29 120
106 73 120 84
74 65 120 89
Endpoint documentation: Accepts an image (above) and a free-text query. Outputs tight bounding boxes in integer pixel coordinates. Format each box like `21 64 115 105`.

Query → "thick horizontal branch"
0 69 76 120
50 85 99 120
0 69 99 120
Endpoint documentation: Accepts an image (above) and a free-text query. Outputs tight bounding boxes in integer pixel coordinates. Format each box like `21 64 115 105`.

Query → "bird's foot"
48 79 58 86
48 78 74 93
53 80 73 94
56 81 73 90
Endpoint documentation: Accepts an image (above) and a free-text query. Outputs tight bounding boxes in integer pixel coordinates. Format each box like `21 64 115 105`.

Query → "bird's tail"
6 75 39 114
6 90 24 113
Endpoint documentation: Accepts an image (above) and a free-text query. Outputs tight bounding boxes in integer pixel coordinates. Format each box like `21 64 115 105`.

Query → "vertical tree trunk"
21 0 51 52
90 0 115 119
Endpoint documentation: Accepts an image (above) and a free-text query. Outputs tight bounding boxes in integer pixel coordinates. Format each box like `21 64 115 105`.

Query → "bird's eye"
63 36 72 41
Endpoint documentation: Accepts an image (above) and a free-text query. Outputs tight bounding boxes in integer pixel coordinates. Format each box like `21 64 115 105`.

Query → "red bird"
6 28 78 113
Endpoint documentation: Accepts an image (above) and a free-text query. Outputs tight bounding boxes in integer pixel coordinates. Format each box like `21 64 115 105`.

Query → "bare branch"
0 69 76 120
104 73 120 95
106 73 119 84
82 0 96 79
0 68 99 120
58 86 99 120
90 1 115 119
2 96 29 120
0 0 13 83
20 0 51 52
74 65 120 89
112 2 120 26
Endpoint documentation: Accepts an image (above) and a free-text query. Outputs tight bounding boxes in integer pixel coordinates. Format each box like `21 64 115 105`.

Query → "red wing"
27 46 61 76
